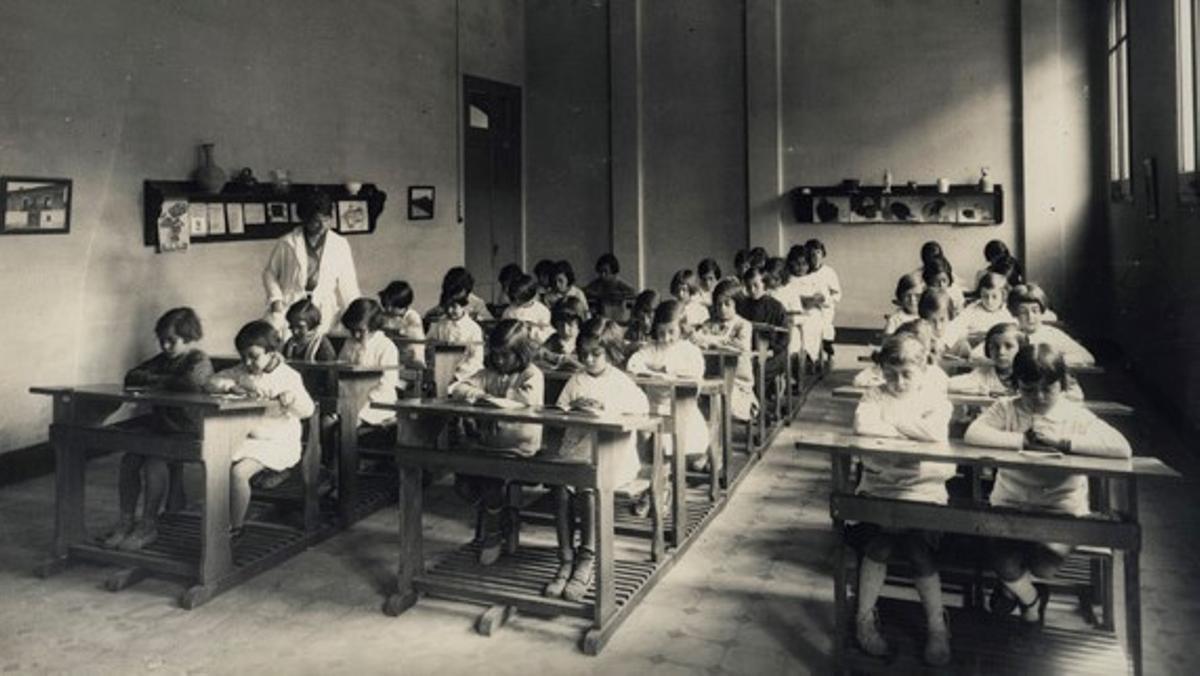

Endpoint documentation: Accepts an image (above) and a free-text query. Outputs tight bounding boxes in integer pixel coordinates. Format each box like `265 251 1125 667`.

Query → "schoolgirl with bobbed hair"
625 289 659 345
447 318 545 565
337 298 401 425
966 343 1130 624
883 272 925 335
502 272 554 343
428 285 485 380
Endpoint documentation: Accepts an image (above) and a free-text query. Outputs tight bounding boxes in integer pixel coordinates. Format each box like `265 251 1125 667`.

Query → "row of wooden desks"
795 420 1180 675
830 384 1136 417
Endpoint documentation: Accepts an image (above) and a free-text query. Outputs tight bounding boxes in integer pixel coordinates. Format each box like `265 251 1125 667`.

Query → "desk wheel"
180 584 215 610
475 604 516 636
383 590 418 617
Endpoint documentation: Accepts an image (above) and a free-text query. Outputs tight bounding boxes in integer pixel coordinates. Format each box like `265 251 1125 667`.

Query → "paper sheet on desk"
472 396 525 410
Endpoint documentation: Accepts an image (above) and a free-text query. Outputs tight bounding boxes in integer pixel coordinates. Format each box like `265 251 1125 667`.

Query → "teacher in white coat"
262 190 361 334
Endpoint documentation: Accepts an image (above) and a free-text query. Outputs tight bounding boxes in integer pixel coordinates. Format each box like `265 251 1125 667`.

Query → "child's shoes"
117 520 158 551
562 547 595 602
478 506 505 566
99 516 135 549
924 611 951 666
855 608 890 657
544 557 574 598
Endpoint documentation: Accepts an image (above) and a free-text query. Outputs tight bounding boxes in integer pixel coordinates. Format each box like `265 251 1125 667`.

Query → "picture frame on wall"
337 200 370 233
408 185 435 220
1 177 71 235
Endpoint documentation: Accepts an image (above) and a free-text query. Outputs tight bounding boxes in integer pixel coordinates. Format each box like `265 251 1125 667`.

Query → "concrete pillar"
745 0 783 254
610 0 645 288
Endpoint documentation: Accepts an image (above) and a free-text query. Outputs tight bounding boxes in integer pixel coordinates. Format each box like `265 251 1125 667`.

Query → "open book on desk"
471 396 528 410
543 402 602 417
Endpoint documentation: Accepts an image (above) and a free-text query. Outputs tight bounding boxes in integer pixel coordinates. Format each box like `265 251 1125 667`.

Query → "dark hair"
235 320 281 353
740 265 764 285
441 266 475 294
786 245 807 270
554 260 576 285
498 263 523 288
804 239 827 256
1011 342 1069 388
975 271 1008 294
632 289 659 317
733 249 751 270
285 299 322 329
917 287 953 319
670 269 699 296
989 254 1025 287
983 322 1026 360
439 286 470 309
748 247 768 270
712 278 742 308
894 272 924 304
341 297 385 332
1007 283 1049 315
697 258 722 280
551 297 588 330
984 239 1009 263
919 240 943 267
295 190 333 222
875 333 927 368
155 307 203 342
652 299 685 338
596 253 620 275
764 257 789 288
921 256 954 285
533 259 556 282
378 280 415 310
484 319 534 373
577 316 626 365
507 273 540 305
892 318 936 359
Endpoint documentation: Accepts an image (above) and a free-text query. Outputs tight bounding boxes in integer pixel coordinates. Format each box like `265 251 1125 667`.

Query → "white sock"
856 558 887 620
1004 572 1037 606
914 573 946 631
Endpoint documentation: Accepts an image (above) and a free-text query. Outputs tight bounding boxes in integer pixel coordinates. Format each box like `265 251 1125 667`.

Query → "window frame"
1109 0 1132 202
1177 0 1200 203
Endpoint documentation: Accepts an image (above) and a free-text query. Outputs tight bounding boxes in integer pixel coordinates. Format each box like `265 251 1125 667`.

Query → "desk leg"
650 431 665 563
721 389 732 491
336 379 369 525
584 431 616 655
671 395 687 549
184 414 242 609
384 463 423 616
40 395 106 577
830 454 851 669
755 358 767 453
1124 478 1143 676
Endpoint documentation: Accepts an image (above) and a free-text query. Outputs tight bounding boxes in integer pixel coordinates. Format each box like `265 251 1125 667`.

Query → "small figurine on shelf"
234 167 258 187
883 169 893 194
979 166 993 193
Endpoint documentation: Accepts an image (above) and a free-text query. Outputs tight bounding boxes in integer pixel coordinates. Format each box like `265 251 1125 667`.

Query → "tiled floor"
0 349 1196 675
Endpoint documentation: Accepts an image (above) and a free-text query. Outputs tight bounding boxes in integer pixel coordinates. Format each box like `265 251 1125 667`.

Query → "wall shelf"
142 180 387 250
790 183 1002 225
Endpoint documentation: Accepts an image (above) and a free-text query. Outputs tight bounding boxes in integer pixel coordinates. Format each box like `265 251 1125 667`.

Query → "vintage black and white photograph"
0 1 1196 675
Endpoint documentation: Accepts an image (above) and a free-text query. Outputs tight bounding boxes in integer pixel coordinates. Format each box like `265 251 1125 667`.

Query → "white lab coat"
262 227 362 333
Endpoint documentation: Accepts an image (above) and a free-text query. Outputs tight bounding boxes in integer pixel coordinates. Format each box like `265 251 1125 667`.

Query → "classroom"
1 0 1197 674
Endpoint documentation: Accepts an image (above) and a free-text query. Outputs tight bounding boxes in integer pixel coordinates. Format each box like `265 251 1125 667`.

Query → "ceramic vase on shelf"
193 143 227 194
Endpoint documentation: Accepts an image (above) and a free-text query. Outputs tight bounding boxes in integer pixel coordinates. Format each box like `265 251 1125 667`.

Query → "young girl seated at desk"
628 300 711 480
207 320 315 539
379 280 426 368
428 286 486 382
625 290 658 347
546 318 650 600
105 307 214 551
922 256 966 318
544 260 589 310
919 288 972 360
852 333 955 666
853 319 948 393
502 273 554 344
282 299 337 363
882 272 924 336
963 343 1130 624
670 268 709 331
338 298 401 440
1007 284 1092 366
583 254 636 319
424 267 493 327
696 258 722 307
447 320 545 565
955 272 1014 345
538 297 587 371
948 322 1025 396
693 279 758 422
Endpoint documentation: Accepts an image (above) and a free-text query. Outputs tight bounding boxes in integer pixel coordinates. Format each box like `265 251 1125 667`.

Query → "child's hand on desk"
570 397 603 412
1024 428 1070 453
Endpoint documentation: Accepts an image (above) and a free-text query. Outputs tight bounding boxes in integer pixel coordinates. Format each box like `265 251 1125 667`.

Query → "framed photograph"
1 177 71 234
408 185 435 220
267 201 290 224
337 200 370 233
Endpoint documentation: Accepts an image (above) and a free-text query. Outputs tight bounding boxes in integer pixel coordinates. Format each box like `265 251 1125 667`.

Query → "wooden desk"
795 425 1179 675
388 337 482 397
29 384 308 608
856 352 1106 375
829 385 1135 417
374 399 665 654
